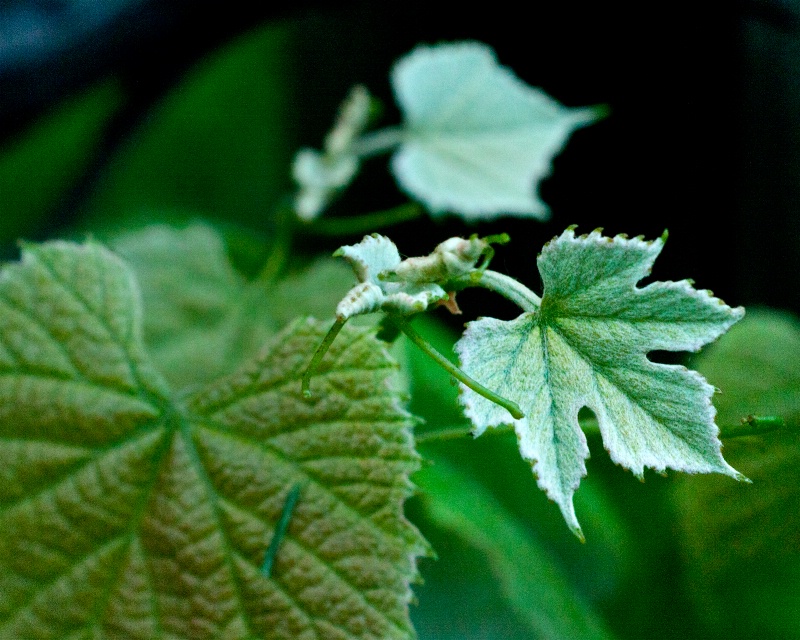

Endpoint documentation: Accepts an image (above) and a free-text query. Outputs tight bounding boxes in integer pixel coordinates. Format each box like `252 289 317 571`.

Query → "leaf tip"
587 103 611 122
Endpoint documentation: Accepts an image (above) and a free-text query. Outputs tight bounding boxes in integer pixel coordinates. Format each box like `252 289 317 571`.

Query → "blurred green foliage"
0 81 121 245
2 10 800 640
84 22 295 231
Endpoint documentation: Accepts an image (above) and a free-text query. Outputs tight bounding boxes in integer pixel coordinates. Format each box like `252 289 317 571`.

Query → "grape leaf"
391 41 601 221
0 241 425 639
455 228 745 537
112 223 355 388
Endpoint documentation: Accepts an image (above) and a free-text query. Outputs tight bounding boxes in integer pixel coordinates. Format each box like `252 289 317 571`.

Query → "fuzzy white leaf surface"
334 234 447 319
391 42 601 221
455 229 746 537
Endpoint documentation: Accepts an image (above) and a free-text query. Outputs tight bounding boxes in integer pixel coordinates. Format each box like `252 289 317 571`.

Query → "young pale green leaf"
292 85 372 221
455 229 745 537
112 223 355 388
334 234 447 319
0 241 426 639
391 41 601 221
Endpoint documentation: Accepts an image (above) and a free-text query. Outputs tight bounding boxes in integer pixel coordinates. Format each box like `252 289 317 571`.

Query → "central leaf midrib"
545 316 704 452
536 316 573 501
175 411 259 640
84 418 176 639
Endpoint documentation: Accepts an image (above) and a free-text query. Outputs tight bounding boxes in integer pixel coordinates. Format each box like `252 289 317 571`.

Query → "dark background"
1 0 798 311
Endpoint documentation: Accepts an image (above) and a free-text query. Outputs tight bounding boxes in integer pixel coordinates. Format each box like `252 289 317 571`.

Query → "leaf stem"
392 316 524 420
415 423 513 444
720 415 792 439
461 269 541 312
416 414 797 445
416 417 602 445
301 317 347 397
302 202 423 237
261 483 303 578
254 198 295 286
349 126 406 158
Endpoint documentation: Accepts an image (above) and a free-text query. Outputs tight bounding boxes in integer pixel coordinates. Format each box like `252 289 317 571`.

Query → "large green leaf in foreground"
456 229 745 537
111 223 355 389
0 241 424 639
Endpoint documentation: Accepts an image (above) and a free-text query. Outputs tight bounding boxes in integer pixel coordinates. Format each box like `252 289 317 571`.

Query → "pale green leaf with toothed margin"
0 241 426 639
455 229 745 537
112 223 355 388
391 41 602 221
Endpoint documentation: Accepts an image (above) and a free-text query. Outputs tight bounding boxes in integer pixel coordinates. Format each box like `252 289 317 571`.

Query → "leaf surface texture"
455 229 744 535
0 241 424 639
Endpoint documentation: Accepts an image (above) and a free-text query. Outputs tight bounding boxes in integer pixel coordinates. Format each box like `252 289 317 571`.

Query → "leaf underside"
0 241 425 640
456 229 745 536
391 41 599 220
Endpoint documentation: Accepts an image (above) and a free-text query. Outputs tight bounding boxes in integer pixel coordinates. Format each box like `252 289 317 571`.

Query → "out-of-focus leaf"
391 41 600 220
675 309 800 638
111 222 354 389
694 307 800 426
85 23 293 229
0 240 426 639
0 82 121 243
412 458 617 640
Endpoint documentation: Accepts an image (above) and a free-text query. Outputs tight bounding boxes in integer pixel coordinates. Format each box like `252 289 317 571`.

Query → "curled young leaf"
333 234 453 320
292 86 373 221
455 228 746 537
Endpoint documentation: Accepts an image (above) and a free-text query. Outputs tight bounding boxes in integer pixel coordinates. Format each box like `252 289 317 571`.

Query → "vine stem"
349 126 406 158
302 202 423 237
416 415 796 445
458 269 541 312
301 317 347 397
392 316 524 420
261 483 303 577
415 424 511 444
720 415 792 439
